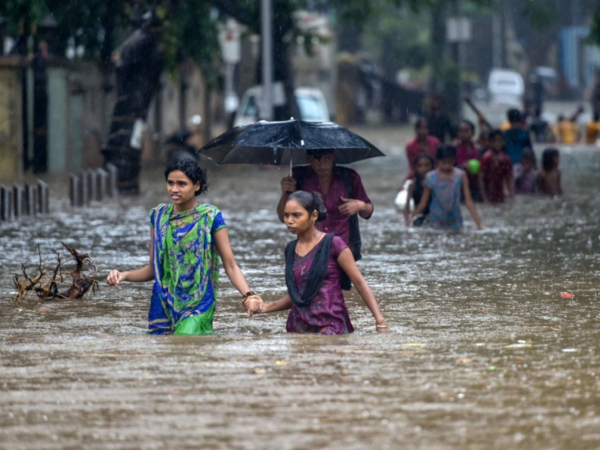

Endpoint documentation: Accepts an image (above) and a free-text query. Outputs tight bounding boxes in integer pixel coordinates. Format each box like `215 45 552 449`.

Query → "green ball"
466 159 481 175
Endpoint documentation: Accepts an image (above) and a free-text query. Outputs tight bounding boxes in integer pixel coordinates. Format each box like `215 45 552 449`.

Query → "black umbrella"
198 119 385 172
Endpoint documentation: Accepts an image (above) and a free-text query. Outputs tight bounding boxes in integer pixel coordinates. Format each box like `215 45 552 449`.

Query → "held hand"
477 224 485 231
243 295 264 318
106 270 126 286
280 177 297 194
338 197 365 216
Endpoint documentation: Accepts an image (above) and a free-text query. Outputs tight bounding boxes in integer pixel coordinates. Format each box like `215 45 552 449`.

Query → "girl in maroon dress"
244 191 390 334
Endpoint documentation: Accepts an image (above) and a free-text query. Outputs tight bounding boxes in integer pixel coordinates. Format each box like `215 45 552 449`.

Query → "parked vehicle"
233 86 330 127
487 69 524 106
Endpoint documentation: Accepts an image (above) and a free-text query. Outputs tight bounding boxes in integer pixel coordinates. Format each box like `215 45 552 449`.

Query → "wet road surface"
1 144 600 449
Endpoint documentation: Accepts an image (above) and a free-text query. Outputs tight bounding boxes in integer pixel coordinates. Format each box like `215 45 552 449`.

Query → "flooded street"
1 142 600 449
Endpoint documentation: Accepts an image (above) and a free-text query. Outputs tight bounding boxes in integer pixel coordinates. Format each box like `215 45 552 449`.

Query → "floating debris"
12 242 98 304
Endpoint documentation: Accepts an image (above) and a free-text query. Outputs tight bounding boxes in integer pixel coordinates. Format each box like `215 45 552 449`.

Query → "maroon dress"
286 236 354 335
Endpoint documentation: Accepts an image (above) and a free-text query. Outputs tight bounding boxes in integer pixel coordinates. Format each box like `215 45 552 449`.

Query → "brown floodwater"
1 144 600 449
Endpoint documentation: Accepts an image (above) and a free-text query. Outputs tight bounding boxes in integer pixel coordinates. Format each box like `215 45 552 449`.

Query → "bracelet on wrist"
242 291 255 300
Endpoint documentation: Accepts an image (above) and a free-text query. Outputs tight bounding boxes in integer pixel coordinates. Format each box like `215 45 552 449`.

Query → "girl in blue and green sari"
107 158 259 335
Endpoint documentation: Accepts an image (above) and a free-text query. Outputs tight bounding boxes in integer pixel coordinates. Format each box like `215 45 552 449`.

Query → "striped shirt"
293 166 372 246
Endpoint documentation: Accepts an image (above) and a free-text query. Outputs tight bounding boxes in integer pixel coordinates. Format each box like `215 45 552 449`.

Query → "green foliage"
521 0 557 31
587 1 600 46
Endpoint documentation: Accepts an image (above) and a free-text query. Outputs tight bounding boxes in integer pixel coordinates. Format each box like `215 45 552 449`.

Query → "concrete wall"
0 58 23 184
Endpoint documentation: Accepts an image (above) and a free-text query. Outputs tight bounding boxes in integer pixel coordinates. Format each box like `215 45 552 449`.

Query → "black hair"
521 147 535 160
460 119 475 133
414 117 428 129
287 190 327 222
489 129 504 141
306 149 334 160
594 111 600 122
414 153 435 169
541 148 560 171
164 158 209 196
436 144 456 161
507 109 522 123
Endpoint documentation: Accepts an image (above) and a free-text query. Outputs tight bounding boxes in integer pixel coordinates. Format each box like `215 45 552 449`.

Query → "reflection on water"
1 147 600 448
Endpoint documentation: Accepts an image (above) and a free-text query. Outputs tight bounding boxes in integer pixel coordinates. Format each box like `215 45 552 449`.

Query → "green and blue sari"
148 203 225 335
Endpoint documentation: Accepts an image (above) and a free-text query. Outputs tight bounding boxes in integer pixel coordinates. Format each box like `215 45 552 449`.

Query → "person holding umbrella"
277 149 373 289
198 119 384 290
245 191 390 334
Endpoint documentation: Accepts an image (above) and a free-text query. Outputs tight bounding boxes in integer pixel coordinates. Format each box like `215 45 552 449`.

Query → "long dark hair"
541 148 560 171
164 158 209 196
287 191 327 222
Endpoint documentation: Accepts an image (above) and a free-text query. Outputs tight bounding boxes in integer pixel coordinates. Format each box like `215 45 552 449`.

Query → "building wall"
0 59 23 184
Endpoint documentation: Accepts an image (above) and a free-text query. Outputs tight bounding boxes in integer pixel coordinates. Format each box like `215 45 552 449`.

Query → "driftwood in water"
12 243 98 304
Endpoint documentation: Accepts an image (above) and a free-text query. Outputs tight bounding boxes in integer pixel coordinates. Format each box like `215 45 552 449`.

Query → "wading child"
456 120 482 202
480 130 514 203
411 145 483 231
514 147 537 195
405 117 440 181
244 191 390 334
403 154 434 227
537 148 562 196
106 158 259 335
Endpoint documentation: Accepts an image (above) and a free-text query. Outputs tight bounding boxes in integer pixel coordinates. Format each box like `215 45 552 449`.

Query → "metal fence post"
80 170 89 206
106 163 118 198
13 185 23 219
1 185 12 221
37 180 49 214
88 169 98 202
70 174 80 207
24 183 37 216
96 168 108 201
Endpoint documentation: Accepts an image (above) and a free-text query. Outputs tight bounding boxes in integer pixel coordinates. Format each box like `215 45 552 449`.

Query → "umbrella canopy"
198 119 385 166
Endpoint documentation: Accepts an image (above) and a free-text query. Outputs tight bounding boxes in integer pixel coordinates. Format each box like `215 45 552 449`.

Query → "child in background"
404 153 434 227
405 117 440 180
585 112 600 144
412 145 483 231
537 148 562 196
480 129 514 203
477 128 491 157
514 147 537 195
553 115 581 144
455 120 482 202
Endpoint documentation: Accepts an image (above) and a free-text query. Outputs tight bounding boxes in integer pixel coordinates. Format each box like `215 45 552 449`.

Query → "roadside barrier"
0 179 49 222
0 164 118 222
69 163 118 207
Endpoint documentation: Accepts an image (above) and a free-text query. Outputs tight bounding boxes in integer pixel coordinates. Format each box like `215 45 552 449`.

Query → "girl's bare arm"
403 183 415 226
106 230 154 286
462 172 484 230
337 248 389 332
213 227 253 295
411 186 431 219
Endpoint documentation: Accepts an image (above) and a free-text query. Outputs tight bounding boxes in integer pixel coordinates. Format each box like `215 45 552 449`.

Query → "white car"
487 69 524 106
233 86 330 127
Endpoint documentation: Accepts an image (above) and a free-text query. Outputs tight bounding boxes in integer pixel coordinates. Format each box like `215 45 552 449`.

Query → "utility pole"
260 0 273 121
